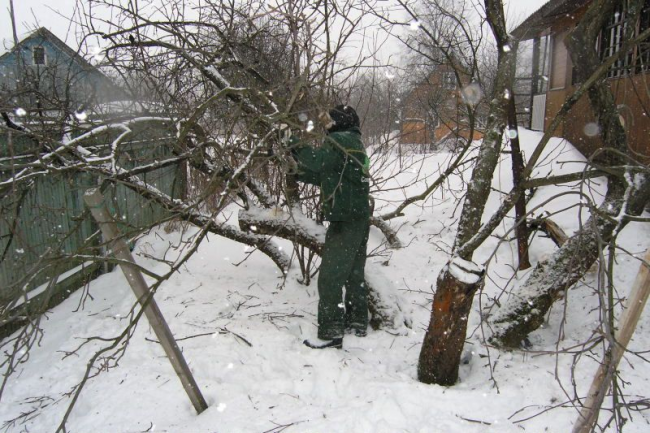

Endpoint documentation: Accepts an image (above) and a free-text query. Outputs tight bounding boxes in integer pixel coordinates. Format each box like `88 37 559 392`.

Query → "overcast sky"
1 0 550 53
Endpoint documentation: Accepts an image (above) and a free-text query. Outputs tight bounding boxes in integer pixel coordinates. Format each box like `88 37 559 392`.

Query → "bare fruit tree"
0 0 418 428
369 0 650 405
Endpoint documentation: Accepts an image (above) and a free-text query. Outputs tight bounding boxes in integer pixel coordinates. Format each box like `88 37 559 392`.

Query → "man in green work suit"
292 105 370 349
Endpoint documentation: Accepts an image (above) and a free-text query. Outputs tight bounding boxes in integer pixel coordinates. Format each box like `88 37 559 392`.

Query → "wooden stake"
84 188 208 414
572 247 650 433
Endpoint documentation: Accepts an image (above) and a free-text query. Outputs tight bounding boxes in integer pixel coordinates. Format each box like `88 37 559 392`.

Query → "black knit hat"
327 105 359 132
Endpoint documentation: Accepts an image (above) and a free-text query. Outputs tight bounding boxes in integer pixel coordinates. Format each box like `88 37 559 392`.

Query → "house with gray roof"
0 27 124 116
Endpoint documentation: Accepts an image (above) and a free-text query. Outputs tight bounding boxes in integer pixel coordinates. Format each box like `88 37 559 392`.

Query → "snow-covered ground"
2 129 649 432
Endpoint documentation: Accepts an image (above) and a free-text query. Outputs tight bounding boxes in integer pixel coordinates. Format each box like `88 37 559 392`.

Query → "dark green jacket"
293 127 370 221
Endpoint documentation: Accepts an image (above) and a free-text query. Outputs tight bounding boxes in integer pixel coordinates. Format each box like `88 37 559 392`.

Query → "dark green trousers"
317 219 370 340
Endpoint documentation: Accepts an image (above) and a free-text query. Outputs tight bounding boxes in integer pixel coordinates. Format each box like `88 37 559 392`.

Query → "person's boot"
303 337 343 349
345 322 368 337
346 327 367 337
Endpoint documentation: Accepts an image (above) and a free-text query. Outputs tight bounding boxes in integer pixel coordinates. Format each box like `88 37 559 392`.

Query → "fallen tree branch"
370 217 402 249
238 206 412 331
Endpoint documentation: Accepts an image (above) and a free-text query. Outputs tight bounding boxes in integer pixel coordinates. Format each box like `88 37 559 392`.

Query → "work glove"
318 111 334 130
278 123 292 146
267 124 292 158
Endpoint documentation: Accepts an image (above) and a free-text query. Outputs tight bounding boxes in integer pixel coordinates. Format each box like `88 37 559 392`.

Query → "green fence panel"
0 124 184 305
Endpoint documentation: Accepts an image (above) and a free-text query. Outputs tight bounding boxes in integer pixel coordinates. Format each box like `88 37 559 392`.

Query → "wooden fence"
0 123 185 313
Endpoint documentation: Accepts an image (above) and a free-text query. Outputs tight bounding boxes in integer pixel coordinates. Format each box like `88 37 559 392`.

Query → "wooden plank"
572 247 650 433
84 187 208 414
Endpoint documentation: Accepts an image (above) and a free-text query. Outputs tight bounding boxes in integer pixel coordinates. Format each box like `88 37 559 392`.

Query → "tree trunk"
418 258 484 385
489 0 650 347
490 172 650 348
506 87 531 270
417 0 513 386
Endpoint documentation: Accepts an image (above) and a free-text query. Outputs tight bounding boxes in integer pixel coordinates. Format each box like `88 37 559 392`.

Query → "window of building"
600 2 631 77
32 46 46 65
429 114 441 129
598 0 650 78
635 0 650 73
534 34 551 93
442 72 456 90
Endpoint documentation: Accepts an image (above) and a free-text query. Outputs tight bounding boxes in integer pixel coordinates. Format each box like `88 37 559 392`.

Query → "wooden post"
572 247 650 433
84 188 208 414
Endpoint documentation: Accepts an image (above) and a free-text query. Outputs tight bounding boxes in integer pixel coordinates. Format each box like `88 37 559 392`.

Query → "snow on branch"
365 263 413 333
238 206 325 253
78 149 292 273
448 256 484 285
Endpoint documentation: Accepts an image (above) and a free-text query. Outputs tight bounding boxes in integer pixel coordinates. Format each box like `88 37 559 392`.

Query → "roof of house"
511 0 592 41
0 27 98 73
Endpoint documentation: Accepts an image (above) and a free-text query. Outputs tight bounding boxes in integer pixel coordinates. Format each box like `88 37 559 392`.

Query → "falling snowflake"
502 44 512 53
583 122 600 137
306 120 315 132
507 129 518 139
75 111 88 121
409 20 421 30
217 403 227 412
92 47 105 62
461 83 483 107
298 113 308 122
15 108 26 116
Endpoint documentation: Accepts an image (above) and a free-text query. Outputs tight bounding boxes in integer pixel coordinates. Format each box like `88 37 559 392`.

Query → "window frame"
597 0 650 78
32 46 46 66
442 71 456 90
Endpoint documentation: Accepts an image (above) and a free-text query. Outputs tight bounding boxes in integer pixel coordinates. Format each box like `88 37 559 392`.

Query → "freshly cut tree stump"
418 257 484 385
529 217 568 247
